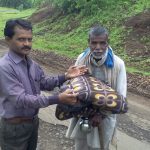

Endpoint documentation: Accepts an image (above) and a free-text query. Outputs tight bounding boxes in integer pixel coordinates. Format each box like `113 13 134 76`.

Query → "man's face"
89 34 108 57
6 26 32 57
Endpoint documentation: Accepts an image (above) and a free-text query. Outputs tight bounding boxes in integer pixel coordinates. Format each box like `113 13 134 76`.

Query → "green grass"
126 67 150 76
0 7 36 37
33 0 150 54
32 0 150 76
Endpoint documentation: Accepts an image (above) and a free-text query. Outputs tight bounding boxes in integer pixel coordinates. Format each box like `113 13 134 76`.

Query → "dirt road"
0 43 150 150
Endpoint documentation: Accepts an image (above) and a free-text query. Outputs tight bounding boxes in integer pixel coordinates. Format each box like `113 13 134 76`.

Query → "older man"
66 25 127 150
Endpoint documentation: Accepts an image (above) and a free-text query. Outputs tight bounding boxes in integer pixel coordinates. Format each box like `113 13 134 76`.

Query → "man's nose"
96 43 101 49
24 40 30 46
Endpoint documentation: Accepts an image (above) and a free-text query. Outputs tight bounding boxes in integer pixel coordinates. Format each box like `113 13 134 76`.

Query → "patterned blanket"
55 75 128 120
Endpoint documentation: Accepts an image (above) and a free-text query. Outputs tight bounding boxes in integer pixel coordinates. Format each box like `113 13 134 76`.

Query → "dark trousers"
0 117 39 150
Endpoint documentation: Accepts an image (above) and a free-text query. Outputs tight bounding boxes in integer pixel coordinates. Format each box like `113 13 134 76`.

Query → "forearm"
10 93 60 109
40 75 66 91
116 62 127 97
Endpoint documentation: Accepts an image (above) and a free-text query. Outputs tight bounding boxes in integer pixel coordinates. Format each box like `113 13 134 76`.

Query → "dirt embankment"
124 10 150 72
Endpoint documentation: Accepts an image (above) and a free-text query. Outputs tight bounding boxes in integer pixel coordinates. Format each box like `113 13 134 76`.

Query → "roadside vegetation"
0 0 150 76
0 7 35 37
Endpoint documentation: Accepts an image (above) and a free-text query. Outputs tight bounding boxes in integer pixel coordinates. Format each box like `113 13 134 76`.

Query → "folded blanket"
55 75 128 120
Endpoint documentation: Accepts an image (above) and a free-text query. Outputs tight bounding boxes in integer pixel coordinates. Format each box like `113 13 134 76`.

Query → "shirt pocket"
34 74 41 93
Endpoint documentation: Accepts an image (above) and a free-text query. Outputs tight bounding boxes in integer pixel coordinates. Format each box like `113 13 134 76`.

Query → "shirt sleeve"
75 53 84 66
0 65 60 109
36 65 66 91
116 60 127 98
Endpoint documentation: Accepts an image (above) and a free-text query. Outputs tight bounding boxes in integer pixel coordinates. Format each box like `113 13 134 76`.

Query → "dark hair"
89 25 108 39
4 19 32 38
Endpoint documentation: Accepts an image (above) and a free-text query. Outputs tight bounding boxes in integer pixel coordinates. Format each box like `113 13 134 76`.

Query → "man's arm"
116 60 127 97
37 65 66 91
75 53 84 66
38 64 88 91
0 66 77 109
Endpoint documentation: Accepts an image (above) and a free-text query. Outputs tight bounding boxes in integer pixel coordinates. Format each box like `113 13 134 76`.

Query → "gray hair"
89 25 108 39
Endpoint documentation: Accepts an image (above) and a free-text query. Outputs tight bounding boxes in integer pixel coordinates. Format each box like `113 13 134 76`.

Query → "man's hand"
58 89 78 105
65 65 88 80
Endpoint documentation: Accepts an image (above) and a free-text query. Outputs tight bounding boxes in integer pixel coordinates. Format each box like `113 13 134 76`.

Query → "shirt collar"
8 50 26 64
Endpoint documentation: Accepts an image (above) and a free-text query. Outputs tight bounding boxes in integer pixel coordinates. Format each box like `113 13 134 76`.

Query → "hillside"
28 1 150 97
29 1 150 76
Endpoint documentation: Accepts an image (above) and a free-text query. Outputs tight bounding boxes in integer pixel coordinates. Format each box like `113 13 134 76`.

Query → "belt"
2 116 37 124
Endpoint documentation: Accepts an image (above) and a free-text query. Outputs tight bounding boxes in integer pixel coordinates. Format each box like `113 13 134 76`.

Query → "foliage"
0 0 32 9
0 7 35 37
32 0 134 15
32 0 48 7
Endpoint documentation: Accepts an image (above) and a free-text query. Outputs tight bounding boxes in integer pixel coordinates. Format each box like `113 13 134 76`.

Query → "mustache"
21 46 31 50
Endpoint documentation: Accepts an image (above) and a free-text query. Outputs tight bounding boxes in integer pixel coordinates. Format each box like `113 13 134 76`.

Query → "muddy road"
0 43 150 150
